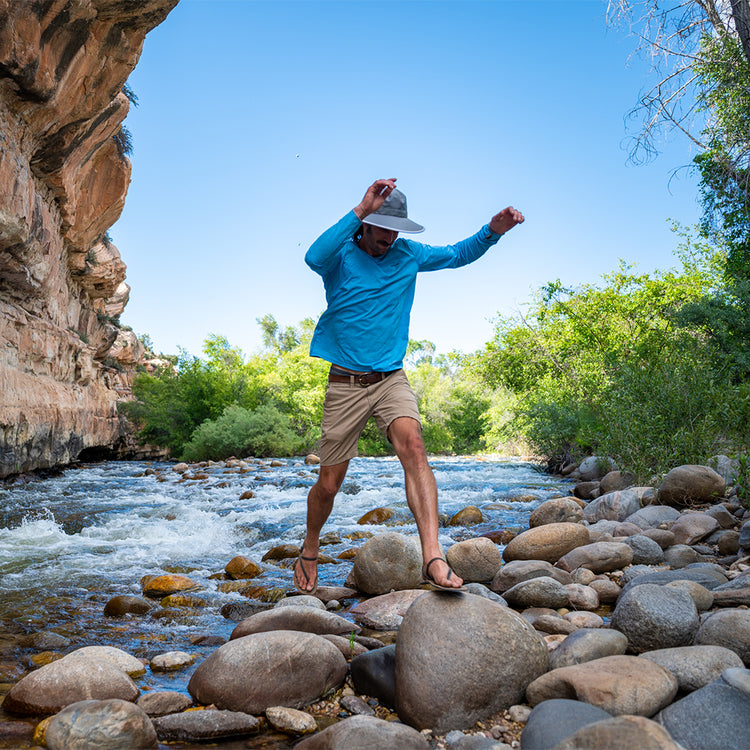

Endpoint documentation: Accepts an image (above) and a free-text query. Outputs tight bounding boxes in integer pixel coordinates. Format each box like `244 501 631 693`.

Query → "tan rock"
503 523 590 564
225 555 262 580
658 465 726 506
528 497 585 527
555 541 634 573
142 574 200 598
449 506 483 526
357 507 394 525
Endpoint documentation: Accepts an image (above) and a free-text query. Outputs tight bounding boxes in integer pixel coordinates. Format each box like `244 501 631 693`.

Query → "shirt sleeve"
304 210 362 276
407 224 503 272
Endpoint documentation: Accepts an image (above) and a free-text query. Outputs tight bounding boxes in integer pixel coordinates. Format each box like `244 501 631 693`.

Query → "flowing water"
0 456 572 748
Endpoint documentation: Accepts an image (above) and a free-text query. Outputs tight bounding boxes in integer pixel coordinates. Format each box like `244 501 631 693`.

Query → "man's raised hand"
354 178 397 220
489 206 525 236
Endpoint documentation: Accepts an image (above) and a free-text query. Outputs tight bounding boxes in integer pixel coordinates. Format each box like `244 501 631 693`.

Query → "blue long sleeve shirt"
305 210 503 371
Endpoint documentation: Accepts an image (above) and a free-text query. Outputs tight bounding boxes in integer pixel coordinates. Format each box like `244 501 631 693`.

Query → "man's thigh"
371 370 422 438
318 383 373 466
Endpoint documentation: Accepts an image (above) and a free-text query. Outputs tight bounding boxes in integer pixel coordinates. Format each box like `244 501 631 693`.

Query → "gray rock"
350 644 396 709
340 694 376 716
671 512 720 545
521 698 612 750
664 580 714 611
663 544 700 568
349 590 424 631
555 542 634 574
641 528 676 549
707 455 740 485
395 592 548 732
446 537 504 582
490 560 572 593
583 490 641 523
588 577 621 603
704 503 738 529
45 699 157 750
462 582 507 605
658 465 726 507
350 533 423 594
529 497 585 527
563 583 599 610
277 595 325 610
622 534 665 565
694 609 750 666
584 519 619 540
3 655 139 716
136 691 192 717
526 655 678 716
578 456 617 481
621 566 728 593
550 715 680 750
450 735 509 750
640 645 744 692
625 505 681 530
610 583 699 654
230 605 359 639
740 521 750 552
295 715 431 749
599 470 635 494
657 667 750 750
549 628 629 669
188 631 347 713
503 576 570 610
152 710 260 743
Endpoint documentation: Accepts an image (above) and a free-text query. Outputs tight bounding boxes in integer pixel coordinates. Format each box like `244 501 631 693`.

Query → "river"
0 455 572 747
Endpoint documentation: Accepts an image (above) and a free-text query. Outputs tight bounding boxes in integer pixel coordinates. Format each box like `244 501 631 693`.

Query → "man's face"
359 224 399 257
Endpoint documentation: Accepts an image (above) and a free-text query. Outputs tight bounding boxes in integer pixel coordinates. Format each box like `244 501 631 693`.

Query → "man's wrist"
353 204 368 221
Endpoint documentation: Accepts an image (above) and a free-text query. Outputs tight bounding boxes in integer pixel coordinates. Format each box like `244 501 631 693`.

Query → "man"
295 178 524 593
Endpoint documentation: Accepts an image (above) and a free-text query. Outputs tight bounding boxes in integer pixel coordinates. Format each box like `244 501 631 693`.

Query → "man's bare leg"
388 416 463 589
294 460 349 592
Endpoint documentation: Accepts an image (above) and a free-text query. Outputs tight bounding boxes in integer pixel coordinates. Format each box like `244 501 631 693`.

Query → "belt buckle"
358 373 370 387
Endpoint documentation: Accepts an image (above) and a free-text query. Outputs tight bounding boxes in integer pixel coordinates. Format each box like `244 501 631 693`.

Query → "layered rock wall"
0 1 178 477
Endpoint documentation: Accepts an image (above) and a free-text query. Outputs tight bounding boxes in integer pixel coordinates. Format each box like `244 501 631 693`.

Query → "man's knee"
390 418 427 461
313 463 347 499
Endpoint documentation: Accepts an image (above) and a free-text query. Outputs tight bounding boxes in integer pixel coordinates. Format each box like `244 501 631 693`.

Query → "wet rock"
350 532 423 594
555 541 634 573
136 691 192 717
583 490 641 523
305 454 320 464
502 523 590 564
657 667 750 750
610 583 699 654
4 653 140 715
172 463 189 473
224 555 262 579
142 574 199 598
45 699 157 750
526 655 678 716
149 651 195 672
350 644 396 709
62 646 146 677
349 589 424 631
694 609 750 665
658 465 726 507
262 544 300 561
549 628 628 669
671 512 720 545
103 595 152 616
295 715 430 749
550 715 680 750
503 577 570 609
265 706 317 735
640 645 744 692
625 505 681 529
449 506 483 526
152 709 260 742
521 699 613 750
446 537 503 582
490 560 572 593
230 605 359 639
528 497 585 527
357 507 394 524
622 534 665 565
395 592 549 732
22 631 71 650
188 631 347 713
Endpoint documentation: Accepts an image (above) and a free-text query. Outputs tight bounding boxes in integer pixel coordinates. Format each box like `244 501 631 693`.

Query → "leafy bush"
181 404 298 461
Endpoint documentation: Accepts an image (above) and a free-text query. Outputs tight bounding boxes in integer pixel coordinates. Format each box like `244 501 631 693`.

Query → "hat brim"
362 215 424 233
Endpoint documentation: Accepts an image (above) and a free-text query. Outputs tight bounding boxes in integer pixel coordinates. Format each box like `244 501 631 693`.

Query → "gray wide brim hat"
362 188 424 233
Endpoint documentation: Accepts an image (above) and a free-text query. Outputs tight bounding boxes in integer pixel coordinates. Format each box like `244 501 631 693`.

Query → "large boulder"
658 465 726 507
528 497 585 527
526 655 678 716
640 645 744 693
188 631 346 713
349 533 423 594
657 667 750 750
445 537 503 582
502 523 590 564
694 609 750 666
577 456 617 481
610 583 699 654
45 699 157 750
395 592 548 732
295 715 430 749
583 490 641 523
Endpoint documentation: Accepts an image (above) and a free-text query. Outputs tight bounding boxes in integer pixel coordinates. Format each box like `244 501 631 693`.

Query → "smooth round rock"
446 537 504 582
555 542 634 573
528 498 585 527
103 596 152 617
583 490 641 523
694 609 750 666
622 534 665 565
491 560 572 594
230 605 359 639
503 577 570 609
265 706 317 735
550 715 680 750
295 715 430 749
658 465 726 506
502 523 590 564
640 645 744 692
350 533 423 594
225 556 262 579
549 628 628 669
135 691 192 717
521 699 613 750
152 710 260 742
142 574 199 598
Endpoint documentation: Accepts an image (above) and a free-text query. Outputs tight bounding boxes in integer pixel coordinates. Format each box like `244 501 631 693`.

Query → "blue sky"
112 0 702 359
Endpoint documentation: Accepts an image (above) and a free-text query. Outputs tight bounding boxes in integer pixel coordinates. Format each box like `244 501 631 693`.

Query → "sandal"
422 556 466 593
294 553 319 595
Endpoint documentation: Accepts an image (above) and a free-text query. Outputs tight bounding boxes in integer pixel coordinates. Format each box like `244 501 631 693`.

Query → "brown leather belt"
328 367 396 387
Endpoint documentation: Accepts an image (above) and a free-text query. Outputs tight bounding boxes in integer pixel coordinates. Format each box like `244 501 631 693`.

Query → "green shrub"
181 404 298 461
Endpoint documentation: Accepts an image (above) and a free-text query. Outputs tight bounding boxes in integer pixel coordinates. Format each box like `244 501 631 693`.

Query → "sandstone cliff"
0 0 178 477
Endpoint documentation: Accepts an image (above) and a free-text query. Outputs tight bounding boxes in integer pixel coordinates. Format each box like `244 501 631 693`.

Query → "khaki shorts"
318 369 422 466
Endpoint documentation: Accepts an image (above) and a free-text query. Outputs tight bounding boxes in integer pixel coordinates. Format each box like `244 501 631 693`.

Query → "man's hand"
489 206 525 236
353 178 397 220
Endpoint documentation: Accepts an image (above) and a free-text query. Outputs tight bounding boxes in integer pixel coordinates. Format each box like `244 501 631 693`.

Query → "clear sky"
112 0 703 360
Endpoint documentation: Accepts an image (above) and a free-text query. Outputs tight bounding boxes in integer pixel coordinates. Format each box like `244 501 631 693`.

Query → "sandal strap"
299 554 318 561
424 557 445 578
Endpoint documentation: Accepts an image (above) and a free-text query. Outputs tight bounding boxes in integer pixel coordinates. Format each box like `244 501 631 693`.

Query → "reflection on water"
0 456 571 747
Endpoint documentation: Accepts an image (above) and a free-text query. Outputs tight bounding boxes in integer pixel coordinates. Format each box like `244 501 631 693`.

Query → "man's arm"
352 178 398 221
489 206 525 236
